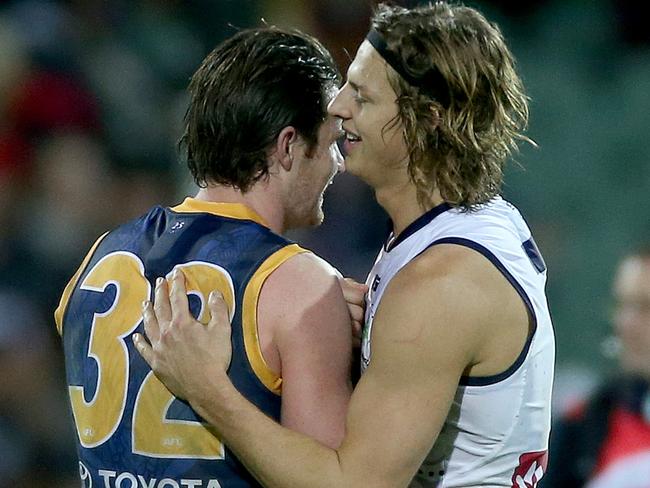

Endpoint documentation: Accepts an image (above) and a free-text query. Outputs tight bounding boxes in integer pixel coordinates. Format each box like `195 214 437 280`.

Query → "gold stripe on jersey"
171 198 268 227
242 244 309 395
54 232 109 336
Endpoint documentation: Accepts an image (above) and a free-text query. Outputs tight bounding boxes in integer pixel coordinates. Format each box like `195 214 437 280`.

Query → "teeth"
346 133 361 142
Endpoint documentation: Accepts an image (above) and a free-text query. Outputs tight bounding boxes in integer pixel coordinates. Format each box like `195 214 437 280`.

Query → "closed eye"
349 80 370 104
353 93 368 104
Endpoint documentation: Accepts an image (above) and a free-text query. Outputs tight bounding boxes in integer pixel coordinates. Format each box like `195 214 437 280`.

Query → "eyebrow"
349 80 372 98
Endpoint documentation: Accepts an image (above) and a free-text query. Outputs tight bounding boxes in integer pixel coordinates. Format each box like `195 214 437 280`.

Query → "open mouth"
344 129 362 143
339 128 361 156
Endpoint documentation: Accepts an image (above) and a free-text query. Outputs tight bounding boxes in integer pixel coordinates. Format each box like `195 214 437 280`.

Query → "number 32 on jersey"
68 251 235 459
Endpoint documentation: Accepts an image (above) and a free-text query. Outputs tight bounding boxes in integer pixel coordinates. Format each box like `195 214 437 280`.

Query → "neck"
375 182 444 237
194 182 287 234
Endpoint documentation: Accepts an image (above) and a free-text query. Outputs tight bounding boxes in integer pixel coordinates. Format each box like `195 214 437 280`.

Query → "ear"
275 126 298 171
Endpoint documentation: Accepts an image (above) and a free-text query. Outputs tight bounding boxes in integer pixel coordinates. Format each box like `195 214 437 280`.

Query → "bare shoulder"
396 242 499 288
264 251 341 299
373 242 527 374
378 244 498 333
259 250 348 332
375 246 501 357
389 242 516 316
277 250 341 281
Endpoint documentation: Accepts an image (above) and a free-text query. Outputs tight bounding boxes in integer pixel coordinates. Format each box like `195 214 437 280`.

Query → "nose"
327 84 352 121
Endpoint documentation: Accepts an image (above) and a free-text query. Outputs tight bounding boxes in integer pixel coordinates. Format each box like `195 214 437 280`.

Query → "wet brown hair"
181 27 340 192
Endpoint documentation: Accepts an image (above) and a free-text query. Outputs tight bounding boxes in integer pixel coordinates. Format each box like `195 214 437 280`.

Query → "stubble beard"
285 191 325 230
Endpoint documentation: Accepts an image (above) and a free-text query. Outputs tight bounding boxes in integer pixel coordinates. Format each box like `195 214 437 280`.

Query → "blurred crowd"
1 0 649 486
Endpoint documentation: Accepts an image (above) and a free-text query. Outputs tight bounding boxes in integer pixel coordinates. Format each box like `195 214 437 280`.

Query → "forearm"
190 376 348 488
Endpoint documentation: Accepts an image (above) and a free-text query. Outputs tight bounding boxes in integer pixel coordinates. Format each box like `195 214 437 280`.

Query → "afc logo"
371 274 381 292
511 451 548 488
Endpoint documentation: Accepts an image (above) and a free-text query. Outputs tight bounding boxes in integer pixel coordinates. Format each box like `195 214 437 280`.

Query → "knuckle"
159 328 173 343
170 317 184 329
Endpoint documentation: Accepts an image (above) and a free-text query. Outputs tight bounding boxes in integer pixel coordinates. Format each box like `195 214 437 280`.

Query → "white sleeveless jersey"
360 197 555 488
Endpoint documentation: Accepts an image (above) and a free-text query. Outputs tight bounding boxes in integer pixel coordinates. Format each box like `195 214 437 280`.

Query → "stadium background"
0 0 648 485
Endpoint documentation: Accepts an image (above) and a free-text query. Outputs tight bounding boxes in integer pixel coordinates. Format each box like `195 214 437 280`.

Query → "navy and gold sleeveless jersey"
55 198 307 488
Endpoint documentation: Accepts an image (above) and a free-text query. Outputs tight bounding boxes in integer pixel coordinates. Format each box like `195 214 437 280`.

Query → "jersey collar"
171 197 269 227
385 202 452 252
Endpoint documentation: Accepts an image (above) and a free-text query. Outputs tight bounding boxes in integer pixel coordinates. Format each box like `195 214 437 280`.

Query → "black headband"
366 29 450 108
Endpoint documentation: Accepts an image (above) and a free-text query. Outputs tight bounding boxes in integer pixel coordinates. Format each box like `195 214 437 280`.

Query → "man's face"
612 255 650 378
283 113 344 230
327 41 409 186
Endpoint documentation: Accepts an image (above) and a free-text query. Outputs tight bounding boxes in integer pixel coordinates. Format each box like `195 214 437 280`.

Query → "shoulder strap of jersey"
54 232 109 336
241 243 309 394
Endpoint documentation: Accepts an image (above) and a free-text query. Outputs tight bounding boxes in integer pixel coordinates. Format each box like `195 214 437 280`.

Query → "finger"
153 277 172 325
169 269 190 325
207 291 231 331
352 321 362 348
132 333 155 368
343 289 365 308
352 320 363 339
348 303 365 323
352 330 361 347
340 277 368 304
142 300 160 343
342 277 369 293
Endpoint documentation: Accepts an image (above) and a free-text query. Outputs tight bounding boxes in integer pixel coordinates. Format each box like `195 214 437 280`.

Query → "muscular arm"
258 252 353 448
137 244 527 487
